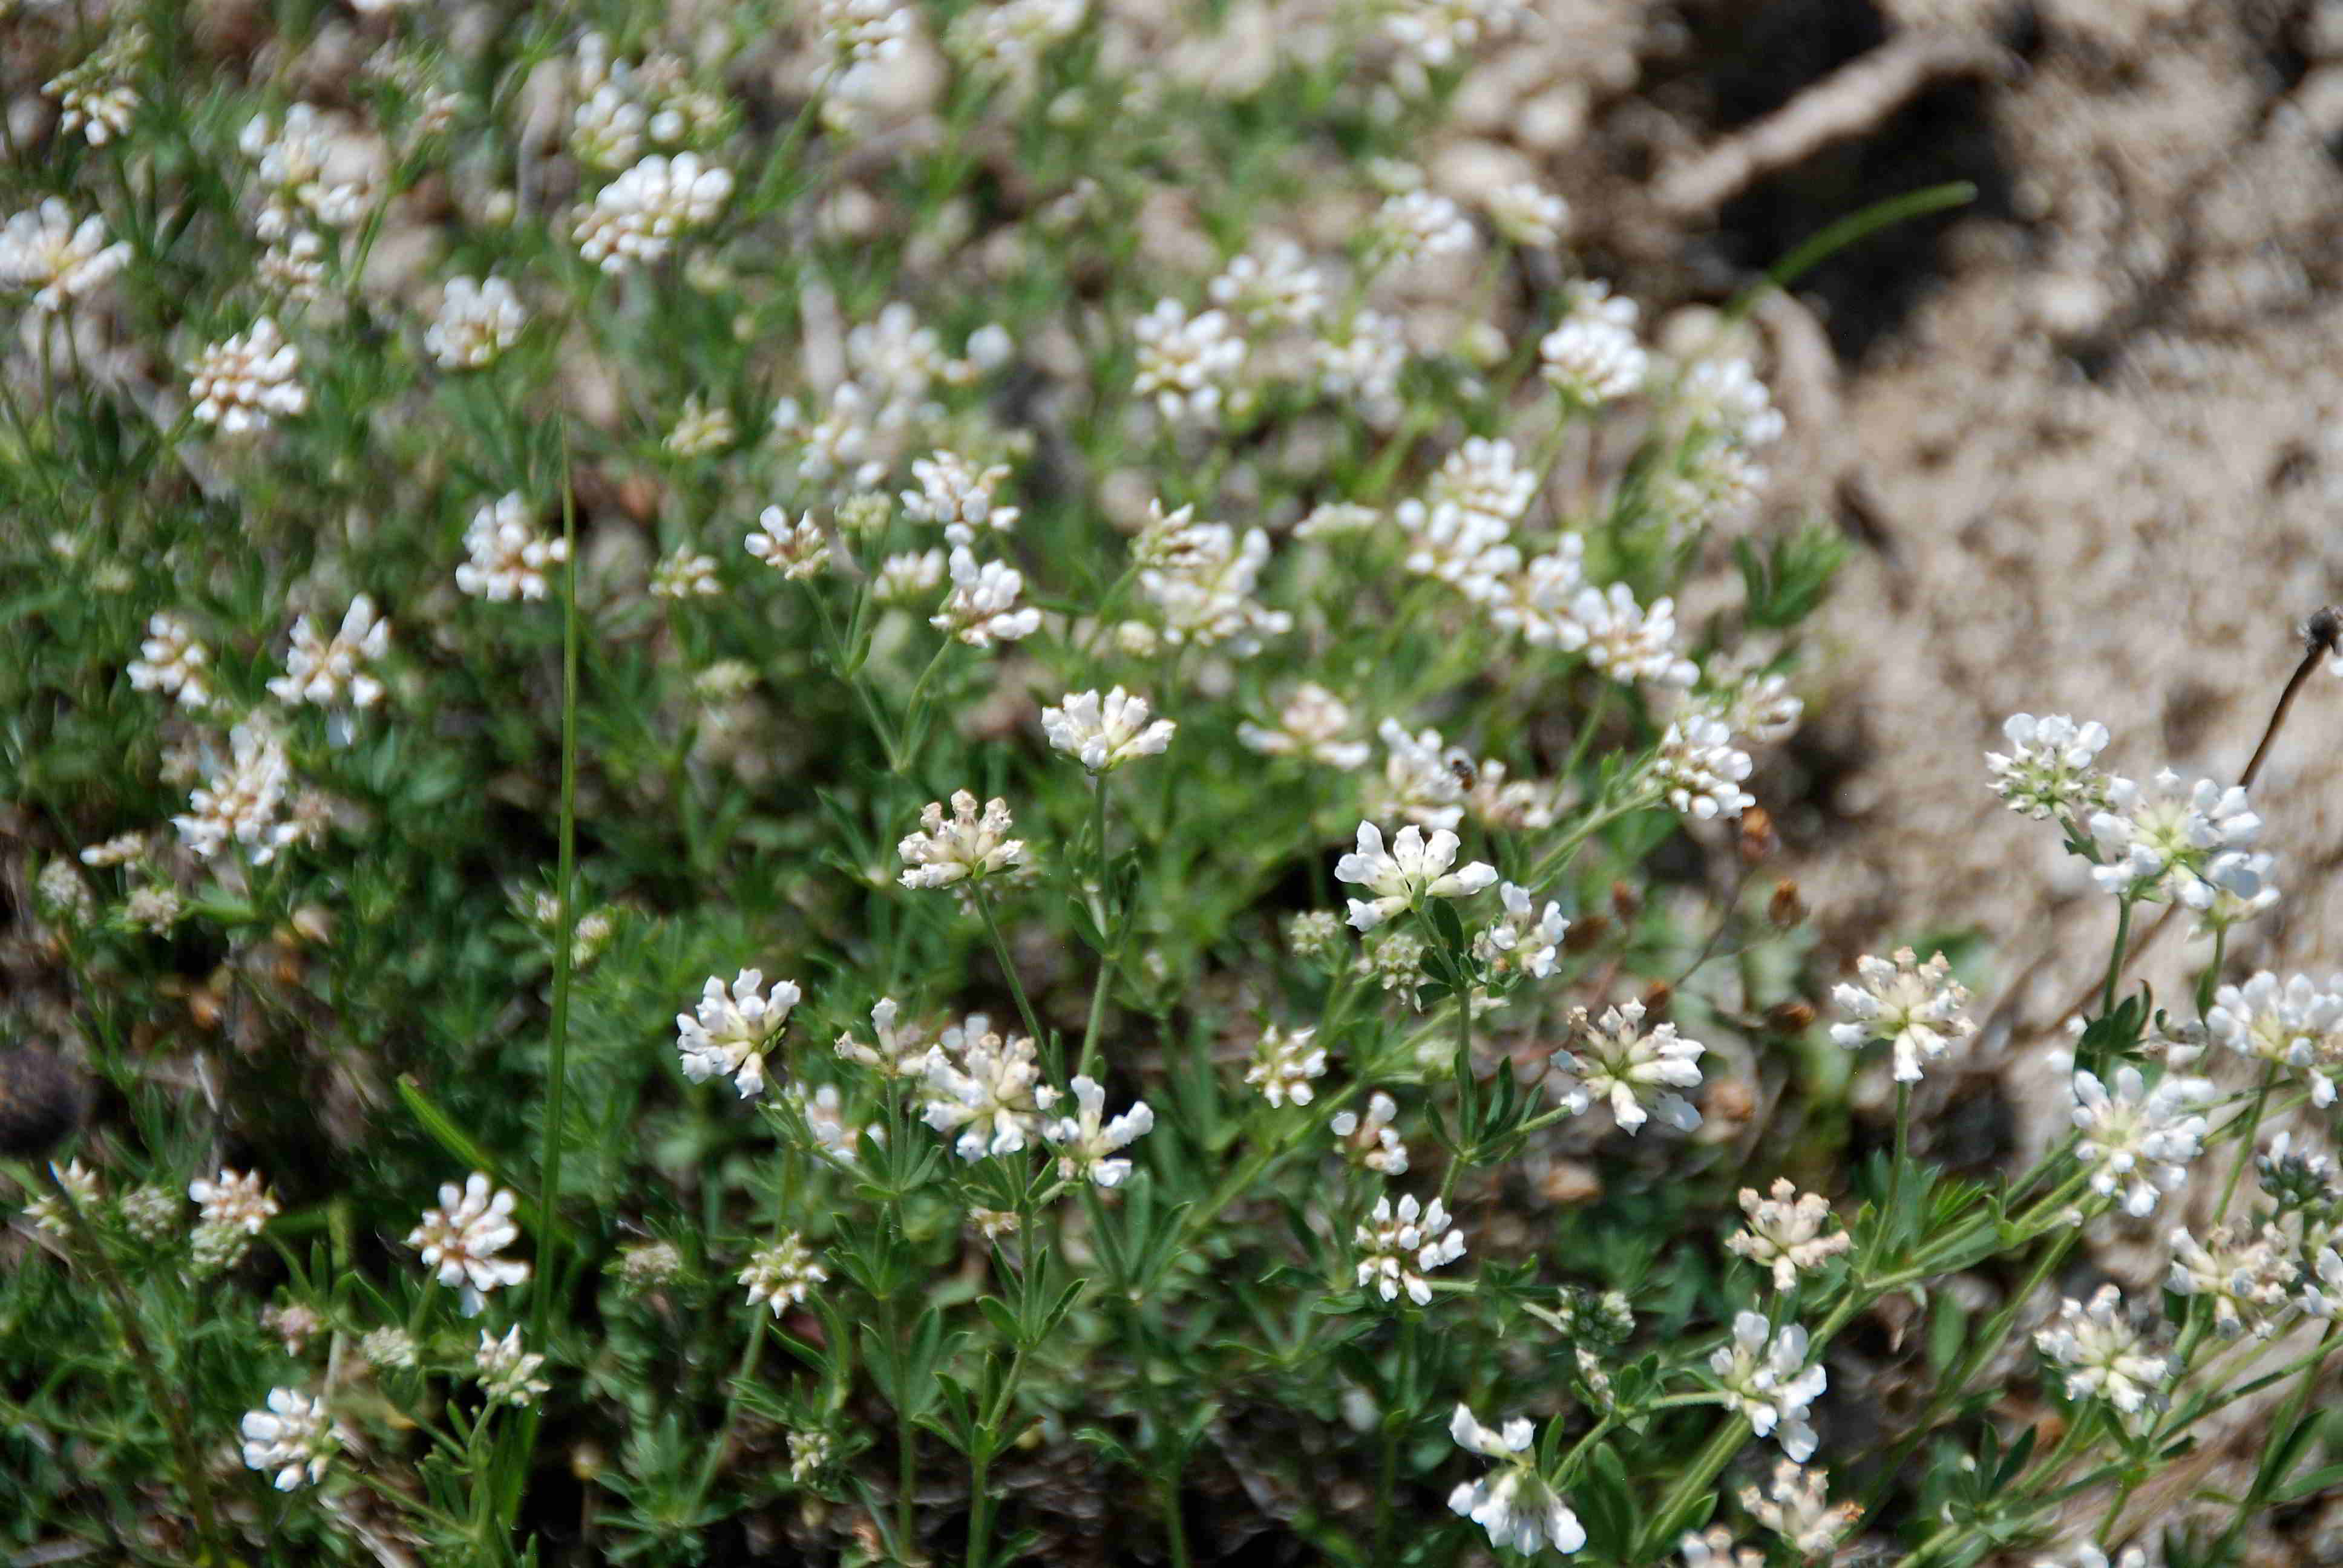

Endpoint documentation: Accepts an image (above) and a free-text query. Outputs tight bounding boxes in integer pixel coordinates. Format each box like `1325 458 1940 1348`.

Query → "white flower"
406 1172 531 1315
267 596 390 710
1429 437 1538 526
240 1388 340 1491
2168 1224 2299 1339
79 832 146 867
903 452 1020 546
474 1327 551 1407
1652 714 1755 820
739 1232 829 1315
744 508 835 580
2208 971 2343 1107
666 396 736 457
45 27 143 146
651 547 721 599
946 0 1088 76
1465 761 1561 831
189 1169 278 1235
425 275 526 369
1355 1192 1466 1305
126 885 182 932
1313 307 1409 422
1132 298 1245 427
1741 1460 1860 1557
0 200 129 311
836 997 937 1079
1236 684 1371 769
457 494 569 601
1830 948 1976 1083
1485 181 1569 249
1331 1091 1410 1175
677 970 799 1098
931 547 1042 647
1368 720 1468 831
240 104 379 232
23 1159 99 1235
2036 1284 2169 1416
172 722 299 864
1041 687 1176 773
1045 1075 1155 1187
1489 539 1588 648
898 791 1027 890
127 612 214 710
1540 283 1647 403
1984 712 2114 819
2033 1545 2148 1568
920 1018 1059 1160
2303 1247 2343 1319
1727 1180 1850 1291
1395 495 1517 604
792 1082 882 1165
1385 0 1525 67
873 548 947 602
1679 358 1786 449
1570 582 1697 687
2068 1067 2213 1217
788 1428 834 1483
1372 191 1474 264
1546 1001 1705 1134
1702 656 1804 745
574 152 733 273
1334 820 1497 932
1445 1404 1584 1554
1678 1526 1763 1568
2087 769 2264 910
817 0 914 64
1474 883 1568 979
1244 1024 1325 1107
189 317 307 434
1207 240 1325 329
359 1327 421 1370
1708 1311 1826 1460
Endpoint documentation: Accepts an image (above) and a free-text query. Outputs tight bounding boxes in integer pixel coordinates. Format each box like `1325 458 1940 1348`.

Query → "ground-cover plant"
1 2 2338 1566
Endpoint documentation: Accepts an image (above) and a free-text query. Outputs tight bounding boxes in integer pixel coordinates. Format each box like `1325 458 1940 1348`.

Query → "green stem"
1637 1413 1748 1557
2213 1063 2277 1223
2099 897 2133 1023
684 1311 768 1518
532 434 581 1344
977 891 1049 1063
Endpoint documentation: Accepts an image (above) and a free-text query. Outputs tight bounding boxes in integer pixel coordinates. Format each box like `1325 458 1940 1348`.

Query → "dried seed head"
1768 879 1808 929
1562 912 1608 953
2302 606 2342 658
1737 805 1778 862
1766 1000 1818 1034
0 1050 87 1159
1610 881 1642 922
1639 980 1674 1018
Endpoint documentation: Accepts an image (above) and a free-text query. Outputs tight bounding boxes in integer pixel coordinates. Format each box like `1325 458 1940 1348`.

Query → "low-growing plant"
1 3 2337 1567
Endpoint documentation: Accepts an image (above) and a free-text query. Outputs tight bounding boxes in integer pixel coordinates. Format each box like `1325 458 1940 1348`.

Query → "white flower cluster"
0 200 129 312
1372 191 1474 265
2208 970 2343 1106
189 317 307 434
1133 298 1245 427
1208 240 1325 330
2036 1284 2168 1419
2087 769 2266 911
1740 1460 1860 1558
574 152 733 273
677 970 800 1098
240 1388 341 1491
1041 687 1176 773
1334 820 1496 932
127 612 214 710
740 1232 830 1315
1547 1001 1705 1134
266 596 390 710
2068 1066 2212 1217
899 791 1027 891
240 103 379 236
425 275 526 370
745 508 835 579
457 494 569 601
1128 508 1291 655
407 1172 531 1315
1830 948 1976 1083
1236 683 1371 769
1726 1180 1850 1291
475 1327 551 1407
2168 1223 2299 1339
921 1016 1060 1160
1540 282 1648 405
836 997 938 1080
1354 1192 1466 1305
1474 883 1568 979
1332 1092 1410 1174
932 547 1041 646
1446 1405 1584 1555
569 31 728 169
1244 1024 1325 1106
1708 1311 1826 1460
1384 0 1525 68
172 722 299 864
1044 1074 1155 1187
1984 713 2113 820
45 25 144 146
1651 713 1755 820
903 451 1020 546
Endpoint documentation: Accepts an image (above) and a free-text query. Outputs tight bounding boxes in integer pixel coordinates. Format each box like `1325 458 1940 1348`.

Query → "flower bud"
1737 805 1778 863
1765 1000 1817 1033
1767 879 1807 928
